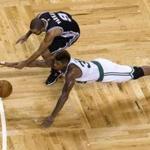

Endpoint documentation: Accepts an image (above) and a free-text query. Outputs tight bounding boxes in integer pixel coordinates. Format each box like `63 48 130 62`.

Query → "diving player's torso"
65 58 100 83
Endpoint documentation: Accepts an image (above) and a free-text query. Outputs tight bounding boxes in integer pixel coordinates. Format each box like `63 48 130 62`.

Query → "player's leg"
41 49 54 67
140 66 150 76
41 43 62 85
95 58 144 83
41 48 62 85
45 34 80 85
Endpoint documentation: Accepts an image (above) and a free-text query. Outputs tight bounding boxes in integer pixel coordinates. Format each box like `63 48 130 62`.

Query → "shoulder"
65 63 82 80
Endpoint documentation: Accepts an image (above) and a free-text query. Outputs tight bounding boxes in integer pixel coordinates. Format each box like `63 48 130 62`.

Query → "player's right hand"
16 35 27 44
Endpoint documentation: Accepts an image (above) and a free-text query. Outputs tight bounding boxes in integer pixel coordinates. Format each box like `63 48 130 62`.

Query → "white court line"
0 98 7 150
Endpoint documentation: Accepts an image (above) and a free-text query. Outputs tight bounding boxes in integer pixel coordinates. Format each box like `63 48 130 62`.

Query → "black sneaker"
45 70 62 85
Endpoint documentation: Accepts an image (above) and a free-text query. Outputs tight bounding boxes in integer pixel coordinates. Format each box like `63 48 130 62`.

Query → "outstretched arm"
16 30 32 44
41 66 79 127
14 28 62 69
0 60 49 68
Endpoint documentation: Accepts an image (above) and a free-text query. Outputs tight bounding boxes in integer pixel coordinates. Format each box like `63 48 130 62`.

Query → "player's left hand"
0 61 18 67
41 116 54 128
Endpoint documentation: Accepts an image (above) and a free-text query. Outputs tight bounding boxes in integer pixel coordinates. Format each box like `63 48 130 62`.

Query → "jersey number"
58 13 71 22
76 59 91 68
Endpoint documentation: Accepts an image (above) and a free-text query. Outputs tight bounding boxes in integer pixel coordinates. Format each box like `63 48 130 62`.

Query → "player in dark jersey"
15 11 80 85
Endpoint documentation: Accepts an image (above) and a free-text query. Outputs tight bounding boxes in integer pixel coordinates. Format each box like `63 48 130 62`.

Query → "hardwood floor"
0 0 150 149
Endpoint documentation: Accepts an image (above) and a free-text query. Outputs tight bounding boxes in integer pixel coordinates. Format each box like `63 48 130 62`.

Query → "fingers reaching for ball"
0 61 6 67
0 61 6 65
0 62 19 68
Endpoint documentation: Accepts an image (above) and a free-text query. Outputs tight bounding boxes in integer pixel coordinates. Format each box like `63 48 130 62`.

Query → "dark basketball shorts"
48 31 80 54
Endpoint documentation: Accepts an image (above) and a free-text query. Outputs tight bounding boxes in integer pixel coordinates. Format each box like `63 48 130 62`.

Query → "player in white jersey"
1 50 150 127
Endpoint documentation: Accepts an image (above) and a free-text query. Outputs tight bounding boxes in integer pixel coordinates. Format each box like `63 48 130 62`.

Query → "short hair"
55 50 71 64
30 18 44 30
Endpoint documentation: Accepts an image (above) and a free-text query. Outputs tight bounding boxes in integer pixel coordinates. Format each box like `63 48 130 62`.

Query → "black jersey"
37 11 80 34
37 11 80 53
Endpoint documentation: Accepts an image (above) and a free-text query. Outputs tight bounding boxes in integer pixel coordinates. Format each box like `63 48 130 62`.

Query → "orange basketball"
0 80 13 98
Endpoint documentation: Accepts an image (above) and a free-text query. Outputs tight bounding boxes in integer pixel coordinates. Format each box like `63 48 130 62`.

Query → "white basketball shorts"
95 58 134 83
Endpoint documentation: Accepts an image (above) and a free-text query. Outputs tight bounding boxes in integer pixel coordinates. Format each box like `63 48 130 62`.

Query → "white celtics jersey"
64 58 134 83
66 58 102 83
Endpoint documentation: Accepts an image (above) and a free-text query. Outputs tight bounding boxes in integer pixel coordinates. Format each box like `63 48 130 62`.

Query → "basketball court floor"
0 0 150 149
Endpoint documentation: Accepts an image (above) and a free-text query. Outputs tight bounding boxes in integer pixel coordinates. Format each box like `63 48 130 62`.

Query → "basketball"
0 80 12 98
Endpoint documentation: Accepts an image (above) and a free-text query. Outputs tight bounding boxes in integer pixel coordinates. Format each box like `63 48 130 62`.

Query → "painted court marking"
0 98 7 150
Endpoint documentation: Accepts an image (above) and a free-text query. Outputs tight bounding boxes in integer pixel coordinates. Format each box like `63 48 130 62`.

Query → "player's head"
30 18 45 35
53 50 71 70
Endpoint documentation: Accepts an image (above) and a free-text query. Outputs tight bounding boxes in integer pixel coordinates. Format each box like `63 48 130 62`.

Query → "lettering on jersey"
50 13 61 24
75 59 91 68
58 13 71 22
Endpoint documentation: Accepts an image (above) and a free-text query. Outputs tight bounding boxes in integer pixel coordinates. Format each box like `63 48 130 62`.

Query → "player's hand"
41 116 54 128
16 35 27 44
0 61 18 67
